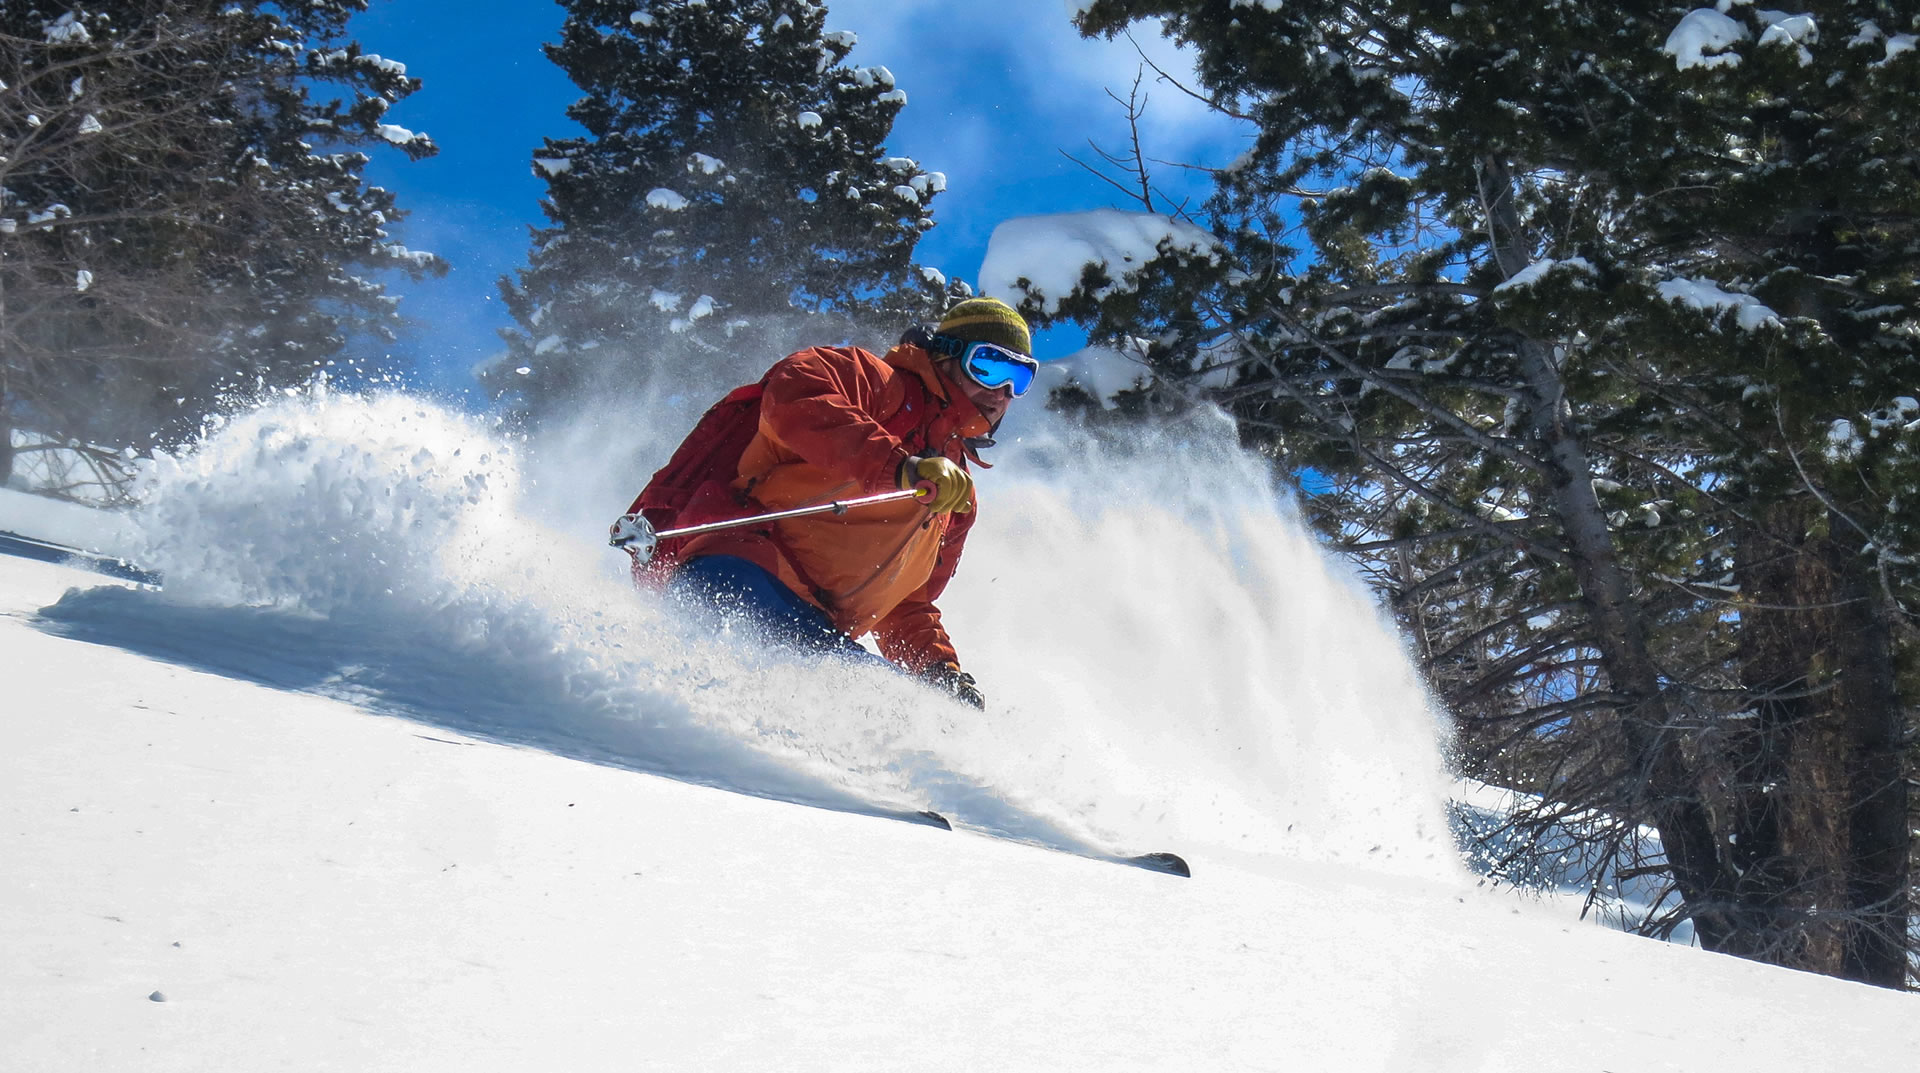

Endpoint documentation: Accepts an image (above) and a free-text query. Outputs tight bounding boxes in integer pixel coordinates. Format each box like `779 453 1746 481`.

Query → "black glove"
922 662 985 709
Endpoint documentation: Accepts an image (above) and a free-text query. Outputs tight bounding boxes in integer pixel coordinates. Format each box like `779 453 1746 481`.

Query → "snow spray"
108 373 1458 878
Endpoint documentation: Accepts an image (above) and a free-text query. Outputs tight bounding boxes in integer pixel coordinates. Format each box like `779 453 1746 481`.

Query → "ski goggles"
955 340 1039 397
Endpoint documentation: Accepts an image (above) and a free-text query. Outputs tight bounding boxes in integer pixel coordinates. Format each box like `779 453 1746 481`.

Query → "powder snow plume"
39 378 1457 877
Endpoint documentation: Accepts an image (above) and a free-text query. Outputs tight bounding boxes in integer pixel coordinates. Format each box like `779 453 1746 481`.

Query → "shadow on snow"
31 582 1135 865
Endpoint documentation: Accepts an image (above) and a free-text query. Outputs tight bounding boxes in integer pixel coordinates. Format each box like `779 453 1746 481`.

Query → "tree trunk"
1825 537 1910 988
1509 335 1730 943
2 268 11 486
1478 158 1732 946
1729 501 1828 966
1733 502 1912 986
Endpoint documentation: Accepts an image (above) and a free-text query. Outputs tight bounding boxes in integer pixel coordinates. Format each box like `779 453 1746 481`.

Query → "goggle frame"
929 333 1039 398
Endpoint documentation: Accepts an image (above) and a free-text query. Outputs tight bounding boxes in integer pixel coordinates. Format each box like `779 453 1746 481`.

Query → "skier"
631 297 1039 709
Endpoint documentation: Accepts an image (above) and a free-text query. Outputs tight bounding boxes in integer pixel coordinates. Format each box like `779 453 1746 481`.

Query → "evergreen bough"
1063 0 1919 987
0 0 444 488
498 0 956 414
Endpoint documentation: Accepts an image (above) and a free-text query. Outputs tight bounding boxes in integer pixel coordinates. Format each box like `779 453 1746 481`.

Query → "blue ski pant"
668 554 893 671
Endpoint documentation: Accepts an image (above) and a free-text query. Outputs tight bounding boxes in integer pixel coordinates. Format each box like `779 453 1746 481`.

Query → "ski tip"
1130 852 1191 878
914 809 953 831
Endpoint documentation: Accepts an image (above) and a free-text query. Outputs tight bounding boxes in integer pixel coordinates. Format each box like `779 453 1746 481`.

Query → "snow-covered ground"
0 484 138 558
4 387 1917 1070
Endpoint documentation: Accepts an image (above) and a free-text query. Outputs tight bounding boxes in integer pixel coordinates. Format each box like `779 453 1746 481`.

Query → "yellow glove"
899 455 974 513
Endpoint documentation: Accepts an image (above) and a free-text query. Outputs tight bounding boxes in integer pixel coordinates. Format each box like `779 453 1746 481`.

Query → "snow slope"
4 386 1918 1069
20 386 1458 873
6 554 1917 1071
0 484 138 559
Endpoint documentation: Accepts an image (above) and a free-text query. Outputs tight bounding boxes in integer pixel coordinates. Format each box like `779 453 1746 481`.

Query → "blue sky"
344 0 1246 398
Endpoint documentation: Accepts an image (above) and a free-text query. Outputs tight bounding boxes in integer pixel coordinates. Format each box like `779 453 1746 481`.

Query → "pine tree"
496 0 954 415
1593 4 1920 985
1064 0 1919 984
0 0 443 492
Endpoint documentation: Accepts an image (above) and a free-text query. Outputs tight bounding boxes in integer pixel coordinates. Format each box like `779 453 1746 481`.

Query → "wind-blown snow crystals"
670 295 715 333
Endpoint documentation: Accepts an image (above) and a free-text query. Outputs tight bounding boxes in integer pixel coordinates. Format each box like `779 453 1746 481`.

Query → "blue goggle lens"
962 342 1038 397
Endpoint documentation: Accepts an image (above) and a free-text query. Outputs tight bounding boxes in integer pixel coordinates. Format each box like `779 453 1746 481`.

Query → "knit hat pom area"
935 297 1033 356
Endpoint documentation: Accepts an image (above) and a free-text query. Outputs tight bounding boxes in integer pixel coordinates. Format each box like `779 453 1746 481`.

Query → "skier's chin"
961 387 1012 426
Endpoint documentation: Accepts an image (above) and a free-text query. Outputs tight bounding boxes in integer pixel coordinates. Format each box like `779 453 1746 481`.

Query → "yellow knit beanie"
934 297 1032 356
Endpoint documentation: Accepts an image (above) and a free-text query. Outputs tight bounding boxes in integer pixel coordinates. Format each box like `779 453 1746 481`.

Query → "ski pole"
610 482 937 565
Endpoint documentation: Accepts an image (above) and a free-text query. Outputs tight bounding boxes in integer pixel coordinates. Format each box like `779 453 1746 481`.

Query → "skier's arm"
873 503 975 673
873 598 956 673
758 347 911 494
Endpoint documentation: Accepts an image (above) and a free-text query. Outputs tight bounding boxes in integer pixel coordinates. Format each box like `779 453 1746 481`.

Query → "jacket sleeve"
873 501 976 673
758 347 912 494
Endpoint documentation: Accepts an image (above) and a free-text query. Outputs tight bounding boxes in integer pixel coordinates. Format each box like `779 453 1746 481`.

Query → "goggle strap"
927 332 970 359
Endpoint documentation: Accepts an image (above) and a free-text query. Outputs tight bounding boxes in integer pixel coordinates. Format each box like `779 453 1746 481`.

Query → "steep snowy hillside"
4 387 1917 1070
13 387 1461 873
5 551 1917 1072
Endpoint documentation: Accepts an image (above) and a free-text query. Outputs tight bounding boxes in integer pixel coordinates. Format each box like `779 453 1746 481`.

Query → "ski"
910 809 952 830
856 804 953 831
1119 851 1191 878
1033 844 1192 878
0 529 160 586
1062 849 1191 877
878 806 1187 875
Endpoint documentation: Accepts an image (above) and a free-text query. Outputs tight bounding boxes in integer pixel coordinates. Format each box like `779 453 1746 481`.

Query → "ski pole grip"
912 480 939 502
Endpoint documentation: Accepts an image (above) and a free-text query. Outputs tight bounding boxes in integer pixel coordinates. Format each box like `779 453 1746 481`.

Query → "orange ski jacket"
673 342 992 672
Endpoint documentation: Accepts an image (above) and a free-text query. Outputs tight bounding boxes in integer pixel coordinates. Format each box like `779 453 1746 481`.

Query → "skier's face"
944 360 1016 425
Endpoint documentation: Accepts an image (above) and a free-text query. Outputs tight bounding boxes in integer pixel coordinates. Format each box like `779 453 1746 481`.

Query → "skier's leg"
669 555 890 669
